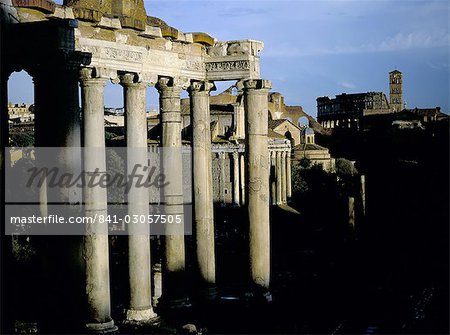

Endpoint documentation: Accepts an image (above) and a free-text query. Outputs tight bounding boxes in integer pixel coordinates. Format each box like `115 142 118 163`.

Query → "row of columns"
270 150 292 205
216 148 292 207
217 151 246 206
80 68 273 331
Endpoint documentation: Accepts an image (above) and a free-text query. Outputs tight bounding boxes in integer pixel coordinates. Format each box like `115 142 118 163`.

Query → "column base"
126 307 158 322
86 320 118 334
245 287 272 304
159 296 192 310
198 286 219 302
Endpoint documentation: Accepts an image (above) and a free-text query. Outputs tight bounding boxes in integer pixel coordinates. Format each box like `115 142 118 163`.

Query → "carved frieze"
205 60 251 72
80 45 143 63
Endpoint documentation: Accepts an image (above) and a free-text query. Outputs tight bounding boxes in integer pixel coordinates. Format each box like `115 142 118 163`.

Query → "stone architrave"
243 79 272 289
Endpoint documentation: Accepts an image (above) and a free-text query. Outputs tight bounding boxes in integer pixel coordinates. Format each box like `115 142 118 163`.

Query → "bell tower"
389 70 403 112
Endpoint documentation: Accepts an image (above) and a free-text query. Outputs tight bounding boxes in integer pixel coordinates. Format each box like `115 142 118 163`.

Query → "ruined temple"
1 0 275 332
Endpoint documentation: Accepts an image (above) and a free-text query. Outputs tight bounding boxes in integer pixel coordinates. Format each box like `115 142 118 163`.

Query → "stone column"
120 73 157 321
232 151 240 206
0 70 8 205
276 151 282 205
156 76 187 304
80 68 116 333
348 197 355 230
270 151 277 205
243 79 272 289
240 153 245 205
31 62 85 329
33 63 82 204
281 151 287 204
286 151 292 200
151 263 163 307
219 152 226 206
360 175 366 217
188 80 216 291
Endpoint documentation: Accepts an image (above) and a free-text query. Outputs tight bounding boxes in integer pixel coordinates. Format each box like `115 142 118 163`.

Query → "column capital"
156 76 189 95
188 80 216 95
119 72 149 88
79 67 108 87
232 151 239 159
243 79 272 91
235 79 245 94
270 150 277 159
218 152 226 160
281 151 287 158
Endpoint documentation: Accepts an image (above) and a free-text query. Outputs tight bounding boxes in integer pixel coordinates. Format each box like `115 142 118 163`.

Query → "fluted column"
232 151 240 206
244 79 272 289
156 76 187 305
188 80 216 291
120 73 157 321
270 151 277 205
286 151 292 200
276 151 282 205
80 68 116 333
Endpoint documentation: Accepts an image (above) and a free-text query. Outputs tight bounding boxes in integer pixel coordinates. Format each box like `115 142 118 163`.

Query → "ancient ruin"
1 0 279 332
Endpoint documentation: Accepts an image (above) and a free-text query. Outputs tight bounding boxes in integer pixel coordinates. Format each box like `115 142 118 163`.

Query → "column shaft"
121 73 156 321
270 151 277 205
232 152 240 206
276 151 282 205
348 197 355 230
281 151 287 204
189 81 216 285
156 77 186 304
360 175 366 217
80 69 116 332
219 152 226 205
244 79 272 289
286 153 292 200
240 154 245 205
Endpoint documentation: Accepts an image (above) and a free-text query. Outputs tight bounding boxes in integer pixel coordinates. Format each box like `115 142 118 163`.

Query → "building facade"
389 70 403 112
317 70 402 130
317 91 390 129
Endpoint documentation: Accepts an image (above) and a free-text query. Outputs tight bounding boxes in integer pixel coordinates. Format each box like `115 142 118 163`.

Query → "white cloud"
264 30 450 58
338 81 357 89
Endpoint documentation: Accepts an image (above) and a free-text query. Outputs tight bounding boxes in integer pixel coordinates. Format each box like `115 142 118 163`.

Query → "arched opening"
284 130 295 147
7 70 34 147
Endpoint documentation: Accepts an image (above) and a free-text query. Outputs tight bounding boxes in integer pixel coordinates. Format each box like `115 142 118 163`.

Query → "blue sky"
9 0 449 116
